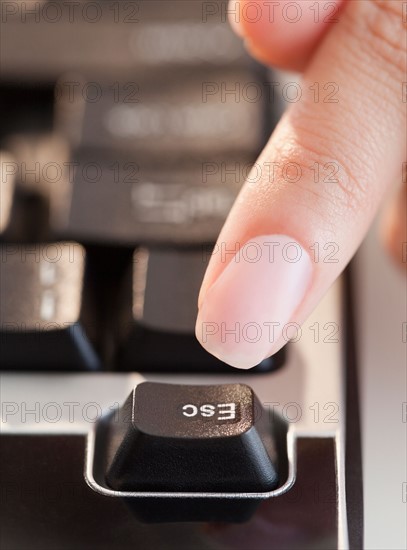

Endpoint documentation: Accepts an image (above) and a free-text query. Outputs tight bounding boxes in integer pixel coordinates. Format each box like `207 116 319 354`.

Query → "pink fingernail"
195 235 312 369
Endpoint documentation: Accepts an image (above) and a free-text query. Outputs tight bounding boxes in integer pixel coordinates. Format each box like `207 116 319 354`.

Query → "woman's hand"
195 0 406 369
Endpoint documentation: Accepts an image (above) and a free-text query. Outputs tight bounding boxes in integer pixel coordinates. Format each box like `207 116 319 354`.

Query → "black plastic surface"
104 382 280 495
0 435 337 549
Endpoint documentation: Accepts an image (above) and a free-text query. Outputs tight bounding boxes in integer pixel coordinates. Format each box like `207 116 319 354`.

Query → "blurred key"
1 1 246 81
0 242 100 370
78 70 266 156
50 152 251 245
115 247 284 372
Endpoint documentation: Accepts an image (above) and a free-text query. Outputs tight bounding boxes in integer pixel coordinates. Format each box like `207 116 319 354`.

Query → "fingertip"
195 235 313 370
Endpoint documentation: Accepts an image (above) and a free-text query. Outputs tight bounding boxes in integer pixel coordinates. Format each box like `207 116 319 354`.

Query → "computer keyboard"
0 0 282 374
0 2 363 549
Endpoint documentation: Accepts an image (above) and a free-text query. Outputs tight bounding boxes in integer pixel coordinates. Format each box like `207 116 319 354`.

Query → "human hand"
195 0 406 369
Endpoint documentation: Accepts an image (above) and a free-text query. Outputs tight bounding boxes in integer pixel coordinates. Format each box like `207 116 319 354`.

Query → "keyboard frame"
1 274 363 549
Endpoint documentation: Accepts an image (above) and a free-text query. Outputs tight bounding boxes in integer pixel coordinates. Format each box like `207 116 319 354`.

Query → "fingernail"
195 235 312 369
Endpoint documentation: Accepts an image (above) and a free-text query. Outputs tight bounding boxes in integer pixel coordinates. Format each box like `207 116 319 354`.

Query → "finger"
196 0 406 369
229 0 345 71
381 181 407 271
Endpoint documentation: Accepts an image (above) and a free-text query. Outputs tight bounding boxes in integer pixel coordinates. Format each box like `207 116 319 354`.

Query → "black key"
104 382 280 493
2 1 246 82
78 70 266 157
51 152 249 245
115 247 284 372
0 242 100 370
51 68 271 246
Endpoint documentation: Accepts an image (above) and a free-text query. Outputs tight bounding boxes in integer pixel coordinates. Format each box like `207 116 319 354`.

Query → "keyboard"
0 2 363 549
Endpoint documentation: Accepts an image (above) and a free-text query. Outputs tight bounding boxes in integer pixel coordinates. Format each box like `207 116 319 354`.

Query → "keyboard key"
50 152 250 245
115 247 284 372
1 1 246 81
0 242 100 370
78 70 266 157
104 382 280 493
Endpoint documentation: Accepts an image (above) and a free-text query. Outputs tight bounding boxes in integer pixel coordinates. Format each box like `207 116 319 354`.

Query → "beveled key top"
105 382 280 493
50 152 249 245
1 1 247 81
79 70 266 157
0 242 100 370
88 381 288 522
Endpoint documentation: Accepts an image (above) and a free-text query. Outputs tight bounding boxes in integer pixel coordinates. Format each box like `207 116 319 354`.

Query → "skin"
197 0 406 365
